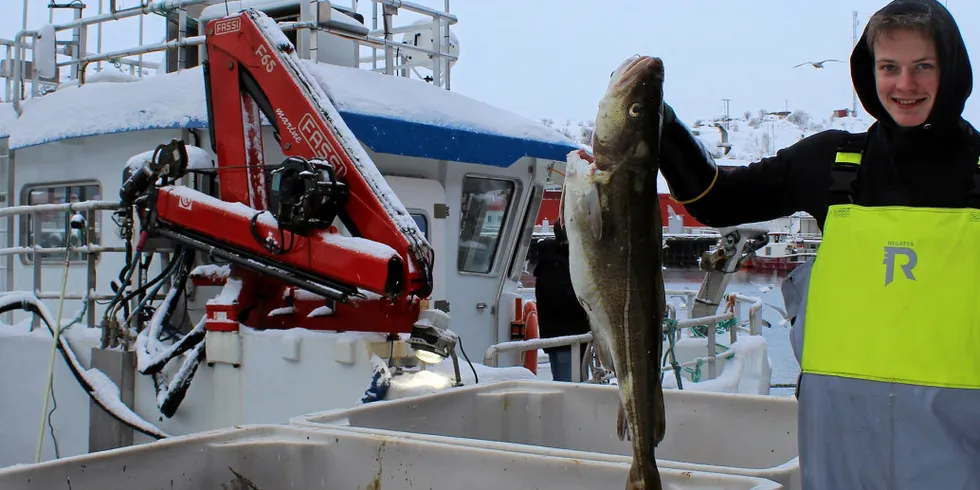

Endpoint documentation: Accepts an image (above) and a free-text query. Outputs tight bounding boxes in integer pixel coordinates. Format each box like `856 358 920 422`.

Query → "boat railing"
0 199 129 330
2 0 459 108
485 291 764 385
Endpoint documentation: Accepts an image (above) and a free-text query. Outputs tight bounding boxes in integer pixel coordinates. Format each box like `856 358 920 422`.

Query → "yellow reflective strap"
835 151 862 165
802 204 980 390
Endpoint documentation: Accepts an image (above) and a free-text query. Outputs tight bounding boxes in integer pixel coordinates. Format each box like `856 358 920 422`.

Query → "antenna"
721 98 731 131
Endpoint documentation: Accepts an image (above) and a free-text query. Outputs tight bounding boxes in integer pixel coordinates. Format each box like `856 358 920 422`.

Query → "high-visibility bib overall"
788 138 980 490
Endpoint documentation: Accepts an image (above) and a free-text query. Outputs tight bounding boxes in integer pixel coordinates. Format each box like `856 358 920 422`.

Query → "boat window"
508 183 542 283
23 182 102 263
457 177 515 274
408 211 429 240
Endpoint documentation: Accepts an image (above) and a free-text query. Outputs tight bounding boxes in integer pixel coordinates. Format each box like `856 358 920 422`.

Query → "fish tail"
655 382 666 444
626 460 662 490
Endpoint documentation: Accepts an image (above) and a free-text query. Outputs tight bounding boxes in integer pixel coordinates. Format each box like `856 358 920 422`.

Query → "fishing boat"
0 0 777 479
743 231 809 271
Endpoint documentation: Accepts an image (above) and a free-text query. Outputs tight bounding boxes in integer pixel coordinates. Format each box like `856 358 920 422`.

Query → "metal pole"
138 10 145 77
371 0 378 71
12 30 39 116
68 35 207 82
22 0 28 31
177 7 187 70
72 5 85 81
56 0 212 31
375 0 457 21
297 0 311 60
382 5 393 75
721 98 731 131
97 0 104 71
4 44 11 103
431 15 441 87
852 11 859 117
443 0 450 90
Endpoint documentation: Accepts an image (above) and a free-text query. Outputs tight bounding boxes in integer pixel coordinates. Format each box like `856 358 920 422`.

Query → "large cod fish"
562 55 667 490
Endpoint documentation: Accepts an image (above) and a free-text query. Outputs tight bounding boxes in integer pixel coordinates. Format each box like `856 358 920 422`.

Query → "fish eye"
628 103 643 117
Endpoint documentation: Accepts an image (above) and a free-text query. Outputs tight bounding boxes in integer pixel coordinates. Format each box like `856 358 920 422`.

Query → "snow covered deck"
0 60 580 167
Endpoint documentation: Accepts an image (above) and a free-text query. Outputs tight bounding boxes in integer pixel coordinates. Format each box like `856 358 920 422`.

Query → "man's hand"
663 102 678 127
658 102 719 204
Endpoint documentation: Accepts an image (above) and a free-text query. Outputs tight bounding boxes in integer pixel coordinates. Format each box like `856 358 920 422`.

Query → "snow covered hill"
540 110 875 167
538 110 876 236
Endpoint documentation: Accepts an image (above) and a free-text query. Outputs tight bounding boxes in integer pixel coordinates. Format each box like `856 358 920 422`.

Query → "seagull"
794 59 843 69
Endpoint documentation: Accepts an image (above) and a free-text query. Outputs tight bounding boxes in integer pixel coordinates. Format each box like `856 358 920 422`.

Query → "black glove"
663 102 677 127
660 102 718 204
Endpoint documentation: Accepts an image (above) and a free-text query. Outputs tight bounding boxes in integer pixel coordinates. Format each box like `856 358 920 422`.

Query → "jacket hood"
850 0 972 130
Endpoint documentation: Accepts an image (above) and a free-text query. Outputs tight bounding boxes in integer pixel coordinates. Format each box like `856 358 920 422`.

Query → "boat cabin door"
448 175 530 354
383 176 449 308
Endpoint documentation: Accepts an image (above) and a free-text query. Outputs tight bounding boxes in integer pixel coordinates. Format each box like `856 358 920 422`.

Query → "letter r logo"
883 246 917 286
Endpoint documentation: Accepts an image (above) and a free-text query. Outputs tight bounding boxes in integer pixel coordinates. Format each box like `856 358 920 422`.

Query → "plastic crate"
292 380 800 489
0 424 781 489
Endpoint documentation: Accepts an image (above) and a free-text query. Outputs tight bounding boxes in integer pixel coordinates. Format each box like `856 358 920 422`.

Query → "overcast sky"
5 0 979 127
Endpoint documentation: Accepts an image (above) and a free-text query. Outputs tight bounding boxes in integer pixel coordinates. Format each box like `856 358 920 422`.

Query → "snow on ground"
689 114 874 164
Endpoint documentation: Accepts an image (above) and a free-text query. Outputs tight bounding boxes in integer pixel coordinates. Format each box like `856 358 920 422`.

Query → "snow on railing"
498 288 763 382
0 199 128 329
483 333 593 382
484 293 764 386
3 0 460 111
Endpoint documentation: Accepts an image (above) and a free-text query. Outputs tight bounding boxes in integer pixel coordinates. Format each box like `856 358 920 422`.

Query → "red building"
534 189 707 229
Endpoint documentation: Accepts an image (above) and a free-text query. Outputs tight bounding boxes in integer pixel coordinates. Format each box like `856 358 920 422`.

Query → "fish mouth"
612 56 663 91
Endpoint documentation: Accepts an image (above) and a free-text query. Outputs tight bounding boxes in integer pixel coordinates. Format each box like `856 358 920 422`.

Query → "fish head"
592 55 664 171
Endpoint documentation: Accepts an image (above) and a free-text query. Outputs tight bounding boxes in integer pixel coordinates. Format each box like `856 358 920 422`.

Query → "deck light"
407 309 463 386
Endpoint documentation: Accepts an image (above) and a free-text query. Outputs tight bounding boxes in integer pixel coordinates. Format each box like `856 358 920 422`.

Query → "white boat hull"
0 322 534 468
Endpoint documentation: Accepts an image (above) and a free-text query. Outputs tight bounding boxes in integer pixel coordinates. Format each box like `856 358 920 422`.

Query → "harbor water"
663 267 799 397
523 265 800 396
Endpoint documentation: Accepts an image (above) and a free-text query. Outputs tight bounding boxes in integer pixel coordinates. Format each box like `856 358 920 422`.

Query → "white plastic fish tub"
291 380 800 489
0 424 782 489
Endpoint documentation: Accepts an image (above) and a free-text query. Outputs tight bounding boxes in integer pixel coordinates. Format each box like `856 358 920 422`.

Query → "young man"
533 222 591 382
657 0 980 488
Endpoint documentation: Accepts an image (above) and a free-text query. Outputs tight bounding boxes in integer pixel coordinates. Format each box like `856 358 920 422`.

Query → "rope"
687 358 703 383
661 319 684 390
690 317 738 338
684 350 736 383
35 226 75 463
663 317 738 386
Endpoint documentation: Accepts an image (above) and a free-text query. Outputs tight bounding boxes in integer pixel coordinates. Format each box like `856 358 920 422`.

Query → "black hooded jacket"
533 225 591 354
682 0 980 231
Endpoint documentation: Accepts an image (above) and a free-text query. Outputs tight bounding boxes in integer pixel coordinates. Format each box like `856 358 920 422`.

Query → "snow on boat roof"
0 61 579 166
199 1 368 34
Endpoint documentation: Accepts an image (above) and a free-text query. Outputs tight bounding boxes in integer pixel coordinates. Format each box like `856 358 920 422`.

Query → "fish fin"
582 182 603 240
590 330 617 380
617 399 632 442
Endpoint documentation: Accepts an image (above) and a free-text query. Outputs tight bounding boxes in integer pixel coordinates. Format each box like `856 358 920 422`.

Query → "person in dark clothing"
533 222 591 382
657 1 980 488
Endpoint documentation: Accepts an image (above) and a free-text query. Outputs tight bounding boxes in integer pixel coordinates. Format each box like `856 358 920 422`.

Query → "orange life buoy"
522 301 540 374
